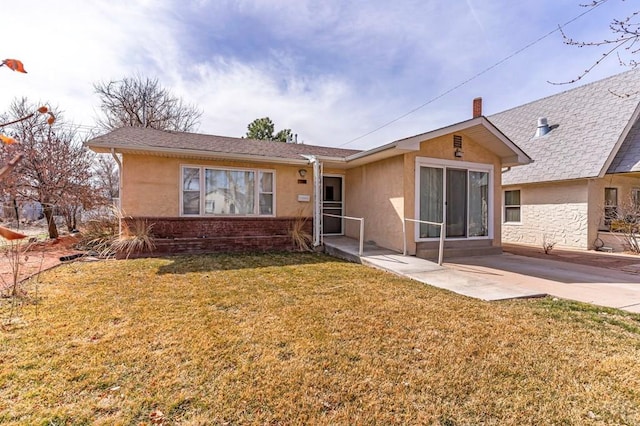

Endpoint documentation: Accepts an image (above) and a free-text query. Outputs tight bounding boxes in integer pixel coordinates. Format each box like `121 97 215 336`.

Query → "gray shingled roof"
608 115 640 173
489 69 640 185
86 126 361 160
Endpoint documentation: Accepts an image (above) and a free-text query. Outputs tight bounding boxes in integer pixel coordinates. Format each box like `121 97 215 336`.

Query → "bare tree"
94 75 202 132
93 154 119 203
554 1 640 84
608 193 640 253
0 98 96 238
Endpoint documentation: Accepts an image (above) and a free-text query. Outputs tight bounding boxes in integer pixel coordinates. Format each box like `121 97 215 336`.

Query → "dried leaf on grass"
0 226 27 240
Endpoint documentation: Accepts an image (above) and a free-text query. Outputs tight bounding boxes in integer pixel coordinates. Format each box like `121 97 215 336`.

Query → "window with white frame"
182 166 275 216
604 187 618 226
504 190 521 223
416 158 492 239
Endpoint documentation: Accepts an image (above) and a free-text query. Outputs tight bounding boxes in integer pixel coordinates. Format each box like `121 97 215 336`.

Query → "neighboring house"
86 113 530 258
489 69 640 251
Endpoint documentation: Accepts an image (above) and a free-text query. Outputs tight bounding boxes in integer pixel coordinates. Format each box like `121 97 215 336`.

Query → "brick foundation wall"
120 216 313 257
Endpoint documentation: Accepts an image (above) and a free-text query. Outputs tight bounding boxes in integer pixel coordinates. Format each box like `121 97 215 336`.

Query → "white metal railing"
402 218 446 265
323 213 365 256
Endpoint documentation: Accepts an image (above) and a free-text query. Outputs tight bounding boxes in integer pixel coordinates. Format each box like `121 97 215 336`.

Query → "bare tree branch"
1 98 97 238
550 1 639 84
94 76 203 132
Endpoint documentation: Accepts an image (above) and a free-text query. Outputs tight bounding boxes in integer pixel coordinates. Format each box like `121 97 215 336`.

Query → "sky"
1 0 637 150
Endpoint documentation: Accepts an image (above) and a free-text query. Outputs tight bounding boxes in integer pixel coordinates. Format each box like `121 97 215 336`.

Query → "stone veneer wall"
502 181 590 249
120 216 313 256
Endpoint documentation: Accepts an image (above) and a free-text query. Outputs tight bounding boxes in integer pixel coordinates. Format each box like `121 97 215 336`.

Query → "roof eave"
344 143 418 168
86 143 311 166
502 155 532 168
314 155 349 169
343 116 532 167
598 101 640 177
480 116 532 166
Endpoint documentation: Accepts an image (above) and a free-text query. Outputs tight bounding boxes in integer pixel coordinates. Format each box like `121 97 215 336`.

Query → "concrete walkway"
445 253 640 313
323 236 545 301
323 236 640 313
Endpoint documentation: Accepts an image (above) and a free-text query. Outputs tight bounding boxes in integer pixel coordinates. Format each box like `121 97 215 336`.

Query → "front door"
322 176 343 234
446 168 468 237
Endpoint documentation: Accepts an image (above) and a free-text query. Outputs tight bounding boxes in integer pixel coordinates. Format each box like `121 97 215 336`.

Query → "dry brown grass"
289 215 312 252
111 218 156 259
1 252 640 425
79 211 156 259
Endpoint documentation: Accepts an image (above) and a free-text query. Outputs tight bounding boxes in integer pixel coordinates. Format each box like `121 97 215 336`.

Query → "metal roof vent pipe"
536 117 551 137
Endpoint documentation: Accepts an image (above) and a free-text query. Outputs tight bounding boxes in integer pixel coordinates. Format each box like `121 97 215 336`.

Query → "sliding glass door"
419 167 443 238
468 171 489 237
446 169 468 237
418 162 490 239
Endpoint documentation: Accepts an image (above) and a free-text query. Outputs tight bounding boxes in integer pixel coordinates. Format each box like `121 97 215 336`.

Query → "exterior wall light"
298 169 307 177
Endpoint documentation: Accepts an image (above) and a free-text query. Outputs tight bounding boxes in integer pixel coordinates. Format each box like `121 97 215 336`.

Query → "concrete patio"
323 236 640 313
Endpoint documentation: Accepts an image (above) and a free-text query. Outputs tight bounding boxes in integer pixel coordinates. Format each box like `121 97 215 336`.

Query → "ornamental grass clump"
78 209 120 256
79 208 155 259
289 212 312 252
111 218 156 259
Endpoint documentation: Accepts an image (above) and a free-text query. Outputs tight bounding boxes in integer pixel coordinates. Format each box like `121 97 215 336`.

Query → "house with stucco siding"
86 115 531 258
489 69 640 251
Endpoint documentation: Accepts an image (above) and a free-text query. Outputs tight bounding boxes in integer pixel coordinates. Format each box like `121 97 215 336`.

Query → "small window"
258 171 274 215
632 188 640 209
604 187 618 226
504 190 521 223
182 167 201 215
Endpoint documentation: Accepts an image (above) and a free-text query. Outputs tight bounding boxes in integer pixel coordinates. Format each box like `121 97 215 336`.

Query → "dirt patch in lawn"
0 234 83 290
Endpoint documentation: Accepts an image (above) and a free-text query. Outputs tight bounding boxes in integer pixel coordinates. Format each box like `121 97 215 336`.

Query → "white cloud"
1 0 637 151
174 57 375 146
0 0 178 126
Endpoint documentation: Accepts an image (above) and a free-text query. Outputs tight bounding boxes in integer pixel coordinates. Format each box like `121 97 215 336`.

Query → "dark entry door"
322 176 343 234
446 168 467 237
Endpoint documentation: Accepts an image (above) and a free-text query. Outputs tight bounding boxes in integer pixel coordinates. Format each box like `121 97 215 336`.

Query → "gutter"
344 140 400 162
89 143 318 166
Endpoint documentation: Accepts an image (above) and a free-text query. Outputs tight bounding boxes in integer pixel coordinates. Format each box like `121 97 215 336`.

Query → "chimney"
472 97 483 118
535 117 550 137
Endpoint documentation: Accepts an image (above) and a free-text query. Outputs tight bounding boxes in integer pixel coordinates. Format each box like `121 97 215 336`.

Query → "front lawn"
1 253 640 425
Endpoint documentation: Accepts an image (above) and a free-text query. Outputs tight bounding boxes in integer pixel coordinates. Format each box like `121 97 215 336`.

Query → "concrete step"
323 242 363 264
416 245 502 261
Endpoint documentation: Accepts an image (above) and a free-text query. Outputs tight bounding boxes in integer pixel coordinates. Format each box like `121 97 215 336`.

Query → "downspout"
317 160 324 247
304 155 323 248
111 148 123 235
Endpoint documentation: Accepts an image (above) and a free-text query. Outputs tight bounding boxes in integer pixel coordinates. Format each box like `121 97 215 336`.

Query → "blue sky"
1 0 637 149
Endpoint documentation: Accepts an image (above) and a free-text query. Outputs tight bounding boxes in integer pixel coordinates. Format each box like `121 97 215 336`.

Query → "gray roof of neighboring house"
489 69 640 185
86 126 361 161
607 115 640 173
